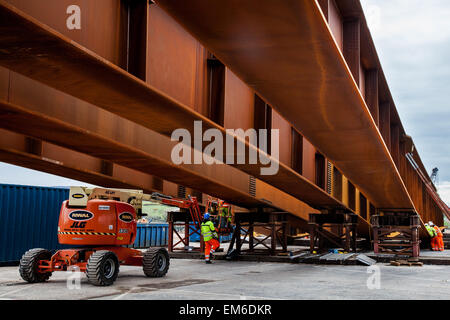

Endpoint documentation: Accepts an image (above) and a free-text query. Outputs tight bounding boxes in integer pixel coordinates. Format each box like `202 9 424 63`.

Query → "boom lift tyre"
143 247 170 277
19 248 53 283
86 250 120 286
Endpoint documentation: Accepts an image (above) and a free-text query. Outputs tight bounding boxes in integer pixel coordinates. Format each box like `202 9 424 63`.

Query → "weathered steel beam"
155 0 414 210
0 98 374 235
0 2 353 213
365 69 379 127
390 124 400 167
0 99 264 209
343 18 361 86
379 102 391 150
0 129 162 194
318 0 329 21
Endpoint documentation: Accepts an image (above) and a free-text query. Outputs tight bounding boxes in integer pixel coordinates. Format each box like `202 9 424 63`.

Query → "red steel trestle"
227 211 288 256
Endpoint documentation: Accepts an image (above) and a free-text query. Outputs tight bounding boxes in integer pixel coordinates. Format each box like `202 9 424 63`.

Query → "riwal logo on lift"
119 212 134 223
68 210 94 221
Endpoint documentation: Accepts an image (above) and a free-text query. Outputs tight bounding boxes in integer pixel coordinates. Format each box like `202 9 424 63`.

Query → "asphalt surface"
1 259 450 300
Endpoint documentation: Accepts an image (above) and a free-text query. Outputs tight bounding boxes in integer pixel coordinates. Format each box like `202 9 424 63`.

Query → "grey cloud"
362 0 450 182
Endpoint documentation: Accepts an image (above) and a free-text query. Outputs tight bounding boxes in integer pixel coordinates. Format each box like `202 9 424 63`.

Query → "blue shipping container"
189 226 233 242
130 223 168 248
0 184 169 264
0 184 70 264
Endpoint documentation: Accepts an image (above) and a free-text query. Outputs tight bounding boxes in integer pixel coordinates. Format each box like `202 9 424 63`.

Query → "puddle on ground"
236 271 263 275
1 281 29 287
138 279 213 289
83 279 214 299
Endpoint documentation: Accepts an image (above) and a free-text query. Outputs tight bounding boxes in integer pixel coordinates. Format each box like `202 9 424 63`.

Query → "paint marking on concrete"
112 287 140 300
162 288 283 300
0 284 34 298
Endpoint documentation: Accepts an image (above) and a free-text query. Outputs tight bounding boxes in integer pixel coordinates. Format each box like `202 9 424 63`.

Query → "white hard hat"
429 221 434 226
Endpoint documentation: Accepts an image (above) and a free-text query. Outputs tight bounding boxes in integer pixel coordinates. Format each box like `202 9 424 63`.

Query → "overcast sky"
361 0 450 204
0 0 448 204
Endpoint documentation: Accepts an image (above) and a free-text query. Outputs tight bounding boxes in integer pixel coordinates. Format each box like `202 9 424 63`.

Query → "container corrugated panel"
189 226 232 242
130 224 168 248
0 184 70 264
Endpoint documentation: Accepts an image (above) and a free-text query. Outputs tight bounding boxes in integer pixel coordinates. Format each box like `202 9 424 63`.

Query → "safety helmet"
429 221 434 226
204 213 210 220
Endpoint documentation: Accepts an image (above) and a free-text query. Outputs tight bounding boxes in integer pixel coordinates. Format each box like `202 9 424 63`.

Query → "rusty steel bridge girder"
0 129 163 194
0 0 444 243
0 96 376 237
0 99 264 209
155 0 415 210
0 1 360 217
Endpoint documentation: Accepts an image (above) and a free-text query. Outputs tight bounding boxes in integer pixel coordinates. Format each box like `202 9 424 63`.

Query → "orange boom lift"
19 187 170 286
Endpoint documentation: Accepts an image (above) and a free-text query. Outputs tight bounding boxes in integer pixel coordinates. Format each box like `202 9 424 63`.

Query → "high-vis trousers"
431 236 438 251
431 236 444 251
437 235 444 251
204 239 220 261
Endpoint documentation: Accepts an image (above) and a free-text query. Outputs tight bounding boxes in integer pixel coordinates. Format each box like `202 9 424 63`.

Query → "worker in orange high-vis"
430 222 444 251
425 223 438 251
201 213 220 264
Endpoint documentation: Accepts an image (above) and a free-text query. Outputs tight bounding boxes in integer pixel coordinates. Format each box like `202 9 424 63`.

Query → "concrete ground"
418 250 450 258
1 259 450 300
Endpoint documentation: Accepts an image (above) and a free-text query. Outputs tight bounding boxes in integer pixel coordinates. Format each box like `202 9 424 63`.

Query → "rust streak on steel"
155 0 415 210
0 1 358 214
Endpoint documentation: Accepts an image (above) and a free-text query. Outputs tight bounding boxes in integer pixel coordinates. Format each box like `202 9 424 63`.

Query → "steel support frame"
228 211 288 256
167 211 204 253
308 210 358 253
371 210 420 258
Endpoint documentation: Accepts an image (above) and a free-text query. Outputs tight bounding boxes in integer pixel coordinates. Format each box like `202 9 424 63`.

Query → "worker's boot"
205 260 212 264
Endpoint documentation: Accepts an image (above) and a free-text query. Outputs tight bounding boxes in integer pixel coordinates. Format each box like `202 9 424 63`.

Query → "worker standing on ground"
425 223 437 251
201 213 220 264
430 222 445 251
219 200 232 229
